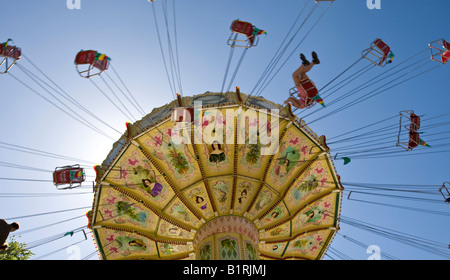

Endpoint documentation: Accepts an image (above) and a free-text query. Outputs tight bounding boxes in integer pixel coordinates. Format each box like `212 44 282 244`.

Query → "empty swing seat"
372 39 391 65
429 39 450 64
362 38 391 66
227 19 262 48
53 165 86 188
231 20 255 45
397 110 428 151
373 39 391 56
75 50 110 71
0 43 21 73
74 50 110 78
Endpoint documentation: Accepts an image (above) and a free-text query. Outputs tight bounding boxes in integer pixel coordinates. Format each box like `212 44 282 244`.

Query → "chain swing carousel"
2 0 450 262
87 90 344 260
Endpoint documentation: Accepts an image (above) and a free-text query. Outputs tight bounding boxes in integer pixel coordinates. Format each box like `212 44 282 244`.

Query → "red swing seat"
75 50 97 65
0 43 21 73
429 39 450 64
228 20 258 48
362 38 391 66
74 50 110 78
441 50 450 64
438 40 450 64
53 164 86 189
0 44 21 60
289 78 319 109
373 39 390 56
397 110 422 151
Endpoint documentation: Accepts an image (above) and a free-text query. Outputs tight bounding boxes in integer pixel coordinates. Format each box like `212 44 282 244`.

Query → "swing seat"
289 78 319 109
74 50 110 78
397 110 422 150
227 20 258 48
0 44 21 60
373 39 391 56
53 164 86 189
0 44 21 73
429 39 450 64
362 38 391 67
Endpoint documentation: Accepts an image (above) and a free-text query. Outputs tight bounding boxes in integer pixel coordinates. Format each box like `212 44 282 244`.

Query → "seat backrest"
299 79 319 98
231 20 254 37
75 50 97 65
373 39 390 56
410 113 420 131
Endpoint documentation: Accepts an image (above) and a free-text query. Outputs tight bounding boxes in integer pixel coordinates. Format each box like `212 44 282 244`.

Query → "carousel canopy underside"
89 91 343 260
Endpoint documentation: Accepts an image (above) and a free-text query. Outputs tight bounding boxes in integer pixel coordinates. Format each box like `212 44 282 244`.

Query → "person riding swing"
285 52 325 109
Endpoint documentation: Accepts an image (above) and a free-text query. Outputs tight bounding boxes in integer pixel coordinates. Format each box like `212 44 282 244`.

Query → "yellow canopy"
89 91 343 260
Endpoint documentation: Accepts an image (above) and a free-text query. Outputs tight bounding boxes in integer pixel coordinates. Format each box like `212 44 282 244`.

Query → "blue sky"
0 0 449 260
